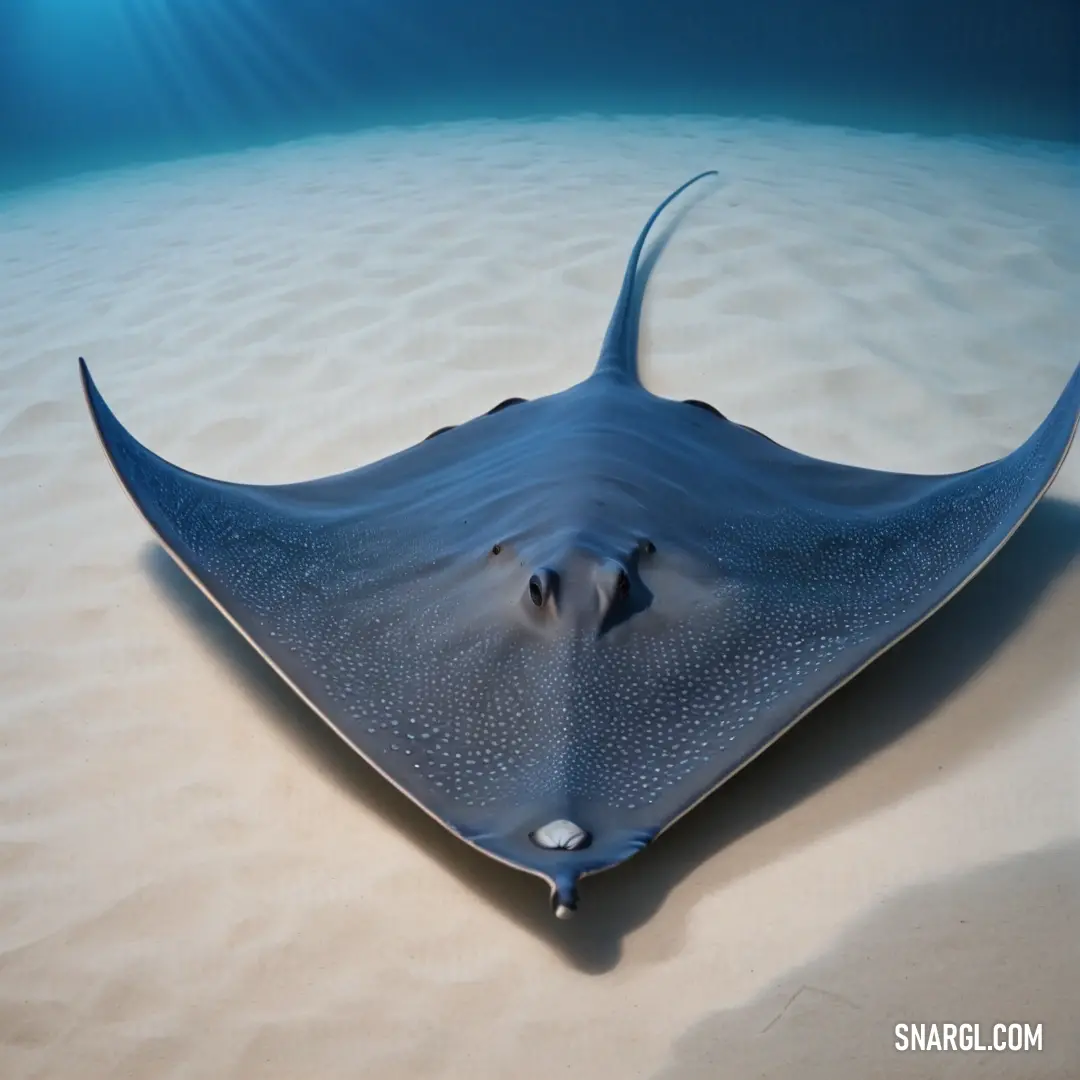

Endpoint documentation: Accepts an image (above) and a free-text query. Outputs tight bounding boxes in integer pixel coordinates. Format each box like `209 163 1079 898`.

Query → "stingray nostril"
527 568 558 610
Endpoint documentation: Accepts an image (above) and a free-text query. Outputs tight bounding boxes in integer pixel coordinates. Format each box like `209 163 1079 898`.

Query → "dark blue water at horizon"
0 0 1077 192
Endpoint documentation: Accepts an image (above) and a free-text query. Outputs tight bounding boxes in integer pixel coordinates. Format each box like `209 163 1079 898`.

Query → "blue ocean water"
0 0 1076 191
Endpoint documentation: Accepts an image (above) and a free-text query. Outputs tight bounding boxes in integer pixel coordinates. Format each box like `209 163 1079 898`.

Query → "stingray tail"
591 170 718 383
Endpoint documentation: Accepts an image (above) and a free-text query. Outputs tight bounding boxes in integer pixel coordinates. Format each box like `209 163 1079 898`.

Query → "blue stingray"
80 172 1080 918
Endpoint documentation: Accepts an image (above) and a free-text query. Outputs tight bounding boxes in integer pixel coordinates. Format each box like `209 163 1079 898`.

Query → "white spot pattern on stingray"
104 397 1056 815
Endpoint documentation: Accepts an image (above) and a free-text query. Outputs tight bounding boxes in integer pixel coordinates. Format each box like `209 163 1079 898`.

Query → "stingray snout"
549 871 581 920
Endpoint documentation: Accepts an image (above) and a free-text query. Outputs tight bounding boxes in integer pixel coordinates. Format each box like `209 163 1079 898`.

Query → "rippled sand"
1 116 1078 1079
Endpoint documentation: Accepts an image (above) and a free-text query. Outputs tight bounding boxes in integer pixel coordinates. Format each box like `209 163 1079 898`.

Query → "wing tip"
78 355 110 435
76 356 160 490
77 355 92 404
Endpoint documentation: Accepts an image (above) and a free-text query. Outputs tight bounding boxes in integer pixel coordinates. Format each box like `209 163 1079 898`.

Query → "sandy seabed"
1 115 1078 1079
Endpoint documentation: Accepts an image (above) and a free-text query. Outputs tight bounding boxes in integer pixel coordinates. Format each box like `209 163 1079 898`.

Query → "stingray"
80 171 1080 919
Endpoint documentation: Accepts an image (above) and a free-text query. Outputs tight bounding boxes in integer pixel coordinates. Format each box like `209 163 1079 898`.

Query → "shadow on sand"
144 494 1080 973
652 841 1079 1080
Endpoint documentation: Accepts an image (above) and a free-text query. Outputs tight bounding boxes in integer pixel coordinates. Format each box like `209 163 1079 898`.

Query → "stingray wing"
614 363 1080 833
82 357 1080 915
79 360 558 838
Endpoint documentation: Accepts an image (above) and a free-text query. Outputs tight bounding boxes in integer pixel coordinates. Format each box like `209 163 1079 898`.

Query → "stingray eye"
529 575 545 607
615 569 630 597
640 539 656 555
490 543 502 556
